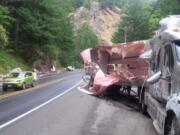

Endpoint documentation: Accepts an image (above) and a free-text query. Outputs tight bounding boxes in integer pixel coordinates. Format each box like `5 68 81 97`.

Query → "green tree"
148 0 180 36
160 0 180 16
0 5 14 30
0 4 14 47
149 10 162 36
75 25 99 49
71 0 84 8
73 25 99 67
99 0 126 9
71 0 126 9
12 0 74 66
0 25 8 47
112 0 151 43
82 0 90 8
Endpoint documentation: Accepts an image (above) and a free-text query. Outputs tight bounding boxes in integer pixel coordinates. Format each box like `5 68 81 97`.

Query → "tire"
21 83 26 90
105 85 120 96
31 81 35 87
165 116 180 135
140 96 147 115
2 86 7 91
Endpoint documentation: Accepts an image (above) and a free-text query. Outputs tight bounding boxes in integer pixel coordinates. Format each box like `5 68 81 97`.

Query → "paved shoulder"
1 86 157 135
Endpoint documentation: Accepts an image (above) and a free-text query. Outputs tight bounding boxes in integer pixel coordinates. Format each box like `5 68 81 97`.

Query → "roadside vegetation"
73 25 99 67
0 50 28 73
0 0 99 72
112 0 180 43
0 0 179 73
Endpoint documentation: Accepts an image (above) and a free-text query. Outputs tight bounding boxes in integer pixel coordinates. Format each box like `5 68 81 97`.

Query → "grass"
0 50 29 74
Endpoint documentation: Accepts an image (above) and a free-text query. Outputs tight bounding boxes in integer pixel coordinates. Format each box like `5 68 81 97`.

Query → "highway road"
0 70 157 135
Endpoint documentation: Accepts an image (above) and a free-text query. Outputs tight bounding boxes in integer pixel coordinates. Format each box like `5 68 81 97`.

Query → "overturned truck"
81 41 151 96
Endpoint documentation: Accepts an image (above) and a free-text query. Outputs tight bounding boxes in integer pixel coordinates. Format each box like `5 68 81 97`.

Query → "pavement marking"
0 80 82 130
0 76 72 101
78 87 94 95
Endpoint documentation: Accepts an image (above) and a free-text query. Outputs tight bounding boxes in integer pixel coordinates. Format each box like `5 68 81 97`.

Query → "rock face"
73 1 122 45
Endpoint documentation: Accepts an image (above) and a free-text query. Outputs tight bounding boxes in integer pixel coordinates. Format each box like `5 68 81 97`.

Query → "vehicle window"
156 50 161 71
164 45 174 72
26 73 32 77
19 73 25 78
174 40 180 62
10 73 20 78
153 49 161 72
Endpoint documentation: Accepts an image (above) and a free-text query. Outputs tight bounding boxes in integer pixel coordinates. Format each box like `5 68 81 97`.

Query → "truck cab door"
158 45 174 102
170 41 180 94
149 45 174 103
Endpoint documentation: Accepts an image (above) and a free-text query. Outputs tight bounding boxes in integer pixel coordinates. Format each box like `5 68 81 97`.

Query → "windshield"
175 41 180 61
9 72 24 78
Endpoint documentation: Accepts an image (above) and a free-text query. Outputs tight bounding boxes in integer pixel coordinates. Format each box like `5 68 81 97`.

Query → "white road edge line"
0 80 83 130
78 87 94 95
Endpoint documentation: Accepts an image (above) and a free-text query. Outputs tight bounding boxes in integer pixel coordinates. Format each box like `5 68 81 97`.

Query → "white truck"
81 15 180 135
141 15 180 135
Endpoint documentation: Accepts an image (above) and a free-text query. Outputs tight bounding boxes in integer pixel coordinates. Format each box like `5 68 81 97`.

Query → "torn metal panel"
81 48 92 64
81 41 150 95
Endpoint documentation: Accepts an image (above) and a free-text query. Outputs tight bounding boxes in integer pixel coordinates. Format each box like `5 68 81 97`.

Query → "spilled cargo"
81 41 151 95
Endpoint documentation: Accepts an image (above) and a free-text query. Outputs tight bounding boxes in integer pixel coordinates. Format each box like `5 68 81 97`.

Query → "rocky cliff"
73 1 122 45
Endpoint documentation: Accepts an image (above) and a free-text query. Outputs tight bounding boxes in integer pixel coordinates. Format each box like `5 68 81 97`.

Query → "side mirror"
146 71 161 84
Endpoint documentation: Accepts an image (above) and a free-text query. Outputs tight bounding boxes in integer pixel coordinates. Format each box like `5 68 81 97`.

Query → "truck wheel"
165 116 180 135
140 97 147 115
105 85 120 96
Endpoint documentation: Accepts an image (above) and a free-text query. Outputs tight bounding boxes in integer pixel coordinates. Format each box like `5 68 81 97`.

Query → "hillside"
73 1 122 45
0 50 29 74
0 0 165 72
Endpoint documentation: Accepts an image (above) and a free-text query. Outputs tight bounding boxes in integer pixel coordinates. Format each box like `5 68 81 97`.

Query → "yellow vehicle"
2 71 37 91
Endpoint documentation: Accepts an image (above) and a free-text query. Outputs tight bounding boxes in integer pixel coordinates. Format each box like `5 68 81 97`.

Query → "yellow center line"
0 77 67 101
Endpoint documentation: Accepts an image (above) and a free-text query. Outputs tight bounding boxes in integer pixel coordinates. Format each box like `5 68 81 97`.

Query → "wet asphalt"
0 70 158 135
0 70 83 125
